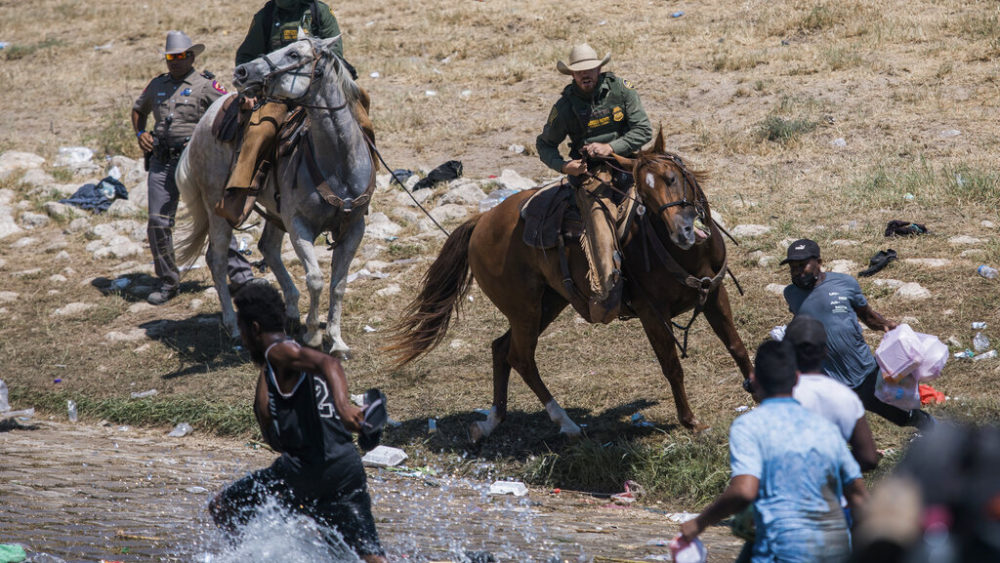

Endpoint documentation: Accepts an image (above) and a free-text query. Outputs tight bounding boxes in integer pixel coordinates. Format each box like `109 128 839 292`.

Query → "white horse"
175 36 374 354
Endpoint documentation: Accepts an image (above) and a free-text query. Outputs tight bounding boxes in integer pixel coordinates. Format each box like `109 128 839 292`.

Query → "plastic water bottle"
0 379 9 413
67 400 78 423
974 332 991 353
978 265 999 279
974 350 998 361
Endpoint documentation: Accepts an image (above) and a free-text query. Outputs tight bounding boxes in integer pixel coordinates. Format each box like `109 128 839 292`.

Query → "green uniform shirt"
133 69 228 146
536 72 653 173
235 0 343 66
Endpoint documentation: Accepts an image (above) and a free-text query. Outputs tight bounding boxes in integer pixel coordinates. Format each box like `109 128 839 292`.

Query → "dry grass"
1 0 1000 504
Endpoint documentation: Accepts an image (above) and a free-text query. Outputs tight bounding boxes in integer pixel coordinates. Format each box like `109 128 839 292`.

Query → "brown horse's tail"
385 214 481 367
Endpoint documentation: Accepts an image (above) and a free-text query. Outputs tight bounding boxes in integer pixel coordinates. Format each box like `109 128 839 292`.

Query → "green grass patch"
85 100 143 160
756 116 818 144
846 161 1000 208
2 37 65 61
9 388 257 437
522 433 731 505
387 241 425 260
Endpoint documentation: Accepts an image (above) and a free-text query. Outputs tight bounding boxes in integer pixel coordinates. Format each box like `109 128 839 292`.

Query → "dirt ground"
0 420 743 562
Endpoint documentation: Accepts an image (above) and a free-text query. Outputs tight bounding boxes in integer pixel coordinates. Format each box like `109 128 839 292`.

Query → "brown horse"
388 131 752 442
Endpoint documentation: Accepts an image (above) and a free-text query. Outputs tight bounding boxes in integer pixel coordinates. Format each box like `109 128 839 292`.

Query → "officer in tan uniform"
132 31 260 305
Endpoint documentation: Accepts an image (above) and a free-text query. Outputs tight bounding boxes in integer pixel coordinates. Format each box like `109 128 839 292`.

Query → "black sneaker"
147 287 178 305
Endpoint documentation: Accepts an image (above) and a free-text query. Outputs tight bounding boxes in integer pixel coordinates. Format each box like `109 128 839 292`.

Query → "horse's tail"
385 214 481 367
174 147 211 266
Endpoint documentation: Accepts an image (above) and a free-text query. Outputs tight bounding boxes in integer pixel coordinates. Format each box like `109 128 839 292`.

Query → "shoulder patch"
201 70 215 80
212 80 228 94
546 106 559 126
622 78 635 89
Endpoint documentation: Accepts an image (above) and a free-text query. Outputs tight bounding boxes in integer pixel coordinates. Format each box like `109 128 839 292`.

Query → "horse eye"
288 51 300 60
665 172 676 186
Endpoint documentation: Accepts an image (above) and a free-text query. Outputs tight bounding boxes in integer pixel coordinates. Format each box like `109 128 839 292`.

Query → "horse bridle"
646 154 706 220
255 36 348 112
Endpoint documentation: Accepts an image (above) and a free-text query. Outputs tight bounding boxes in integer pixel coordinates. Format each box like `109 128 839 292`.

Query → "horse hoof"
469 422 485 443
303 332 323 349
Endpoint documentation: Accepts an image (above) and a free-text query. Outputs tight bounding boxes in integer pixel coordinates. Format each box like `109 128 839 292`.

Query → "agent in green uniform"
219 0 372 228
536 43 652 323
132 31 259 305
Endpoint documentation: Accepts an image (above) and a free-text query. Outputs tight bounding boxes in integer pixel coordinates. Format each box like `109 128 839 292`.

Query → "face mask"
793 272 818 290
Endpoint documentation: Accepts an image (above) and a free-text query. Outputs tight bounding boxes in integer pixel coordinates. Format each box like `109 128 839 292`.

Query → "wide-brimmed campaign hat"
161 30 205 56
556 43 611 75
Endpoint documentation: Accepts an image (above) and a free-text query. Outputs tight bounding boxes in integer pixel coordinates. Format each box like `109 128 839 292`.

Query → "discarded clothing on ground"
858 249 897 277
885 220 928 237
390 168 413 186
412 160 462 191
919 384 946 405
59 176 128 213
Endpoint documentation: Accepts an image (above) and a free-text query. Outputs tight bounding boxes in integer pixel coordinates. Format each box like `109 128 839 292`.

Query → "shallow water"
0 421 741 562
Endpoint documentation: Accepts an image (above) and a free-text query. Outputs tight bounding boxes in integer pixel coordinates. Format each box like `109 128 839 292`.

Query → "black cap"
779 238 821 265
785 315 827 347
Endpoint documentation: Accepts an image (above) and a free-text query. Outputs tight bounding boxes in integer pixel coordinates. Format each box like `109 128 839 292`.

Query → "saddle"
519 181 583 249
211 95 248 142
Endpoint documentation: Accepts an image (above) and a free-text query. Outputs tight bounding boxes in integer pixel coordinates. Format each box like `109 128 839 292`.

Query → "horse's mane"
323 42 365 127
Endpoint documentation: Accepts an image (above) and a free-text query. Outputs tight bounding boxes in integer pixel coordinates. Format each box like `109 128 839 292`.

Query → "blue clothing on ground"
784 272 876 388
730 397 862 563
59 176 129 213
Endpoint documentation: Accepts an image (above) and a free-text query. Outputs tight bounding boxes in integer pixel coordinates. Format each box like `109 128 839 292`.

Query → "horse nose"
234 66 248 82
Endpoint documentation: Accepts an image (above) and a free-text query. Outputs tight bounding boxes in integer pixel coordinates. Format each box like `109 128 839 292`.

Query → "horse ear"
612 153 635 171
321 34 343 53
653 126 666 153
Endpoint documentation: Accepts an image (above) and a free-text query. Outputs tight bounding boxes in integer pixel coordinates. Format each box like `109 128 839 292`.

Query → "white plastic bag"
875 324 920 382
913 332 948 382
875 373 921 410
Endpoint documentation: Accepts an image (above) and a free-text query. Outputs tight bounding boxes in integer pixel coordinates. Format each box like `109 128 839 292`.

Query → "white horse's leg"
258 222 300 330
287 218 325 349
325 217 365 356
207 216 238 337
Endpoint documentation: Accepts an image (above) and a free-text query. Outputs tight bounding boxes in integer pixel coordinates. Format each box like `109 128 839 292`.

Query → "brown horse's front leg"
637 305 705 431
703 285 753 383
470 331 513 443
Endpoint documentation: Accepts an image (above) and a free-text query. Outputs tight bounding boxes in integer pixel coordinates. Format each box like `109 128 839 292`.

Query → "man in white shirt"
786 314 879 472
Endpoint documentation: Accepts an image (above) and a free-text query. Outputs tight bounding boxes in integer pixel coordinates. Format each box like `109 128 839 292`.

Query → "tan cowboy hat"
161 30 205 56
556 43 611 75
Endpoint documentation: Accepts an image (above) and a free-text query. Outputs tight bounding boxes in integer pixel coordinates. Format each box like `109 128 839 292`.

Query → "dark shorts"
216 454 384 557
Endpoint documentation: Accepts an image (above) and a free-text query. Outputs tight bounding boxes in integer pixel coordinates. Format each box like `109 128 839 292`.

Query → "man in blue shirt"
680 340 868 562
781 238 932 429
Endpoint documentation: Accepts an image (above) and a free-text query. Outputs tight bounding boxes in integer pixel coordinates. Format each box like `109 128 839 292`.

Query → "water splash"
194 496 362 563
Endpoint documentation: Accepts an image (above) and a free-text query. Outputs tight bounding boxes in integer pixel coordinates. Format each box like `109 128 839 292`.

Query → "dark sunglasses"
165 51 192 61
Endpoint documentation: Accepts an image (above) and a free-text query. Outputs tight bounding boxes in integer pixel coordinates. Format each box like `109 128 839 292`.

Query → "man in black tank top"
209 283 387 562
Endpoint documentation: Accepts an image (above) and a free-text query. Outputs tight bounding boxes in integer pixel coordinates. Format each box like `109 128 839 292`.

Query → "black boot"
858 249 897 277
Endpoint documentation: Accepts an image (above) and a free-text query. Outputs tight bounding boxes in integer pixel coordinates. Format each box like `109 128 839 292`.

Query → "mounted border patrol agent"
132 31 260 305
216 0 373 229
536 43 653 323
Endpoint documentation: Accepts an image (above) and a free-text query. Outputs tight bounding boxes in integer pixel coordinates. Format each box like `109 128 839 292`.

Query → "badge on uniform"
623 79 635 89
212 81 227 94
181 88 192 96
613 106 624 122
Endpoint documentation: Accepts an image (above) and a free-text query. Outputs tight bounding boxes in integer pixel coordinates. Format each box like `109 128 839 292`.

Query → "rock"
12 236 38 248
375 284 401 297
90 220 146 242
389 207 421 225
128 302 156 314
19 211 49 229
0 291 18 303
948 235 983 245
960 249 985 258
129 178 149 209
375 173 391 190
394 185 433 207
43 201 80 219
202 287 218 299
830 239 858 246
765 283 786 295
710 209 726 229
831 137 847 148
981 220 996 229
108 155 145 187
903 258 951 268
189 299 204 311
51 302 96 317
12 268 41 277
366 212 402 238
507 144 525 154
758 255 779 267
66 217 91 233
0 151 45 180
494 168 536 191
826 259 857 274
105 328 147 342
429 203 468 223
731 224 772 238
48 274 67 283
54 250 71 262
896 282 931 300
0 215 23 240
54 146 94 167
872 278 905 289
20 168 55 187
440 182 487 206
939 129 961 138
107 198 141 217
93 236 145 259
